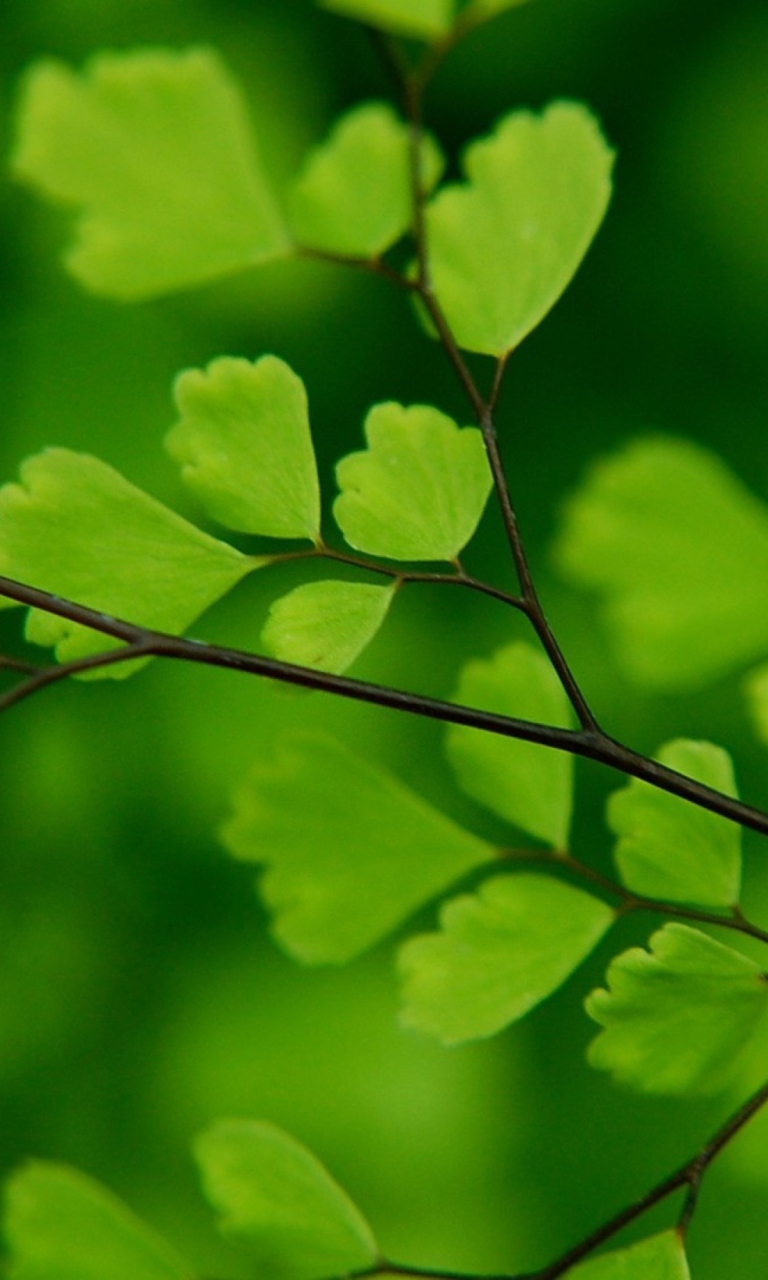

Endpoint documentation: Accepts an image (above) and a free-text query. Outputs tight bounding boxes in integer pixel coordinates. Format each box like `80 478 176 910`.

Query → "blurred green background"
2 0 768 1276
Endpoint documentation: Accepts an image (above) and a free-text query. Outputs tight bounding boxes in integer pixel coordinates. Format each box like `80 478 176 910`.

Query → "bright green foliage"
586 924 768 1095
568 1231 690 1280
334 402 491 561
261 581 395 674
220 731 493 963
194 1120 377 1280
445 642 573 846
607 739 742 907
11 47 289 300
425 102 613 356
317 0 453 40
465 0 533 17
399 873 614 1043
3 1161 193 1280
167 355 321 541
0 449 254 674
289 103 443 258
746 662 768 745
553 436 768 690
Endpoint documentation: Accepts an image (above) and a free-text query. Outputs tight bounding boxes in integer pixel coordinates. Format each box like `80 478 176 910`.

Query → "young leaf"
586 923 768 1095
399 873 614 1043
553 436 768 690
288 103 443 258
425 102 613 356
445 642 573 847
4 1161 193 1280
220 731 493 964
568 1231 690 1280
194 1120 377 1280
608 739 742 907
333 402 492 561
11 47 289 300
167 355 321 541
261 581 395 674
317 0 454 41
0 448 255 675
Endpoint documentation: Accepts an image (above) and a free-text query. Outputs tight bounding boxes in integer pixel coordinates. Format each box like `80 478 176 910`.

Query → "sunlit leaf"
317 0 453 40
11 47 289 299
745 662 768 747
425 102 613 355
167 355 320 541
289 103 443 257
220 731 493 963
586 923 768 1094
568 1231 690 1280
464 0 533 17
261 580 395 674
445 642 573 846
195 1120 377 1280
553 436 768 690
334 402 491 561
608 739 742 907
0 448 255 675
4 1161 193 1280
399 873 614 1043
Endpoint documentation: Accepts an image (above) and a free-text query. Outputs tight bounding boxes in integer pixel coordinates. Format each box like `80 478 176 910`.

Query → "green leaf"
317 0 454 40
399 873 614 1043
3 1161 193 1280
289 103 443 257
194 1120 377 1280
568 1231 690 1280
608 739 742 907
746 662 768 746
586 923 768 1095
0 448 254 676
553 436 768 690
261 580 394 675
334 402 491 561
425 102 613 356
167 355 321 541
220 731 493 963
11 47 289 300
445 641 574 846
464 0 533 17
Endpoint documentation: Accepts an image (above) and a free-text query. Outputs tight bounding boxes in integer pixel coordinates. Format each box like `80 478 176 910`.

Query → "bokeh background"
2 0 768 1275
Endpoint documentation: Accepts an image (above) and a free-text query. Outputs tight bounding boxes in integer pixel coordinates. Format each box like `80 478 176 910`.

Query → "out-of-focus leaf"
446 642 573 846
586 924 768 1094
745 662 768 746
553 436 768 690
4 1161 193 1280
568 1231 690 1280
464 0 532 17
317 0 453 40
220 731 493 963
399 873 614 1043
11 47 289 299
289 103 443 257
425 102 613 355
261 581 395 674
167 355 320 541
195 1120 377 1280
608 739 742 907
0 449 255 675
334 402 491 561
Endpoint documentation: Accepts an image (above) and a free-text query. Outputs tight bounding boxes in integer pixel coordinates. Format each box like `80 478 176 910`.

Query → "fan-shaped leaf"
568 1231 690 1280
586 923 768 1095
318 0 453 40
4 1161 193 1280
195 1120 377 1280
334 402 491 561
399 873 613 1043
446 642 573 846
11 47 289 299
262 580 394 674
0 449 255 676
167 355 320 541
220 731 493 964
608 739 741 907
553 436 768 690
289 103 443 257
425 102 613 356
